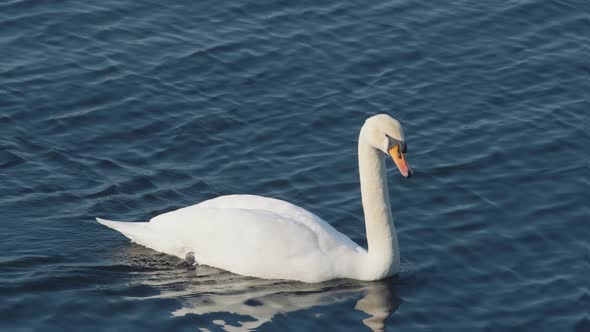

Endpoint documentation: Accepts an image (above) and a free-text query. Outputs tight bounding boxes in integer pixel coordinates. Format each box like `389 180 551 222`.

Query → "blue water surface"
1 0 588 331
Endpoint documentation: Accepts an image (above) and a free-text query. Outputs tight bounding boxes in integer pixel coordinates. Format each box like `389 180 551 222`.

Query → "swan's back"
177 194 359 251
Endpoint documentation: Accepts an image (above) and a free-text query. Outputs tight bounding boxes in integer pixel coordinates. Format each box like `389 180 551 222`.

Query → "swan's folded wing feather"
150 206 334 281
194 194 364 253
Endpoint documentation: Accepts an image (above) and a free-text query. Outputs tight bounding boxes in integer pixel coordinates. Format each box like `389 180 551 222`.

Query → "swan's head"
362 114 412 178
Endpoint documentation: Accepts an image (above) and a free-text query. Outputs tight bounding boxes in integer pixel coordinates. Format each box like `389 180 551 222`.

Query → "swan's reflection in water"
121 245 401 332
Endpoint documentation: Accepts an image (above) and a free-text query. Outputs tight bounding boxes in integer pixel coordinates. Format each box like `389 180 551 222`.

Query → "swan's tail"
97 217 188 259
96 217 150 244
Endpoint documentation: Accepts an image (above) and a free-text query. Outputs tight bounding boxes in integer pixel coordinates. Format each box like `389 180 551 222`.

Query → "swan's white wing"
193 194 362 252
99 195 366 282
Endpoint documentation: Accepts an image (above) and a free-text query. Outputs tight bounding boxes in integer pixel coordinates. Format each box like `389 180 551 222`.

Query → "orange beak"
389 145 412 178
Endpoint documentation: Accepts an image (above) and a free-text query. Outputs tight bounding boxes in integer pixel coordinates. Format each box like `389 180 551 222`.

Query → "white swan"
97 114 412 283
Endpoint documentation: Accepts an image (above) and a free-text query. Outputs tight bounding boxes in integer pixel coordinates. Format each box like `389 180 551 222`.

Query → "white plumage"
97 114 411 283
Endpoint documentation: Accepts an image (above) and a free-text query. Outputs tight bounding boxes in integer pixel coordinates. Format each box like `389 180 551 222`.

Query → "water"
1 0 588 330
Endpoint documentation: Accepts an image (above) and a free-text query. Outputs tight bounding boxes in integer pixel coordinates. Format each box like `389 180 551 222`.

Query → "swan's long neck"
358 132 400 279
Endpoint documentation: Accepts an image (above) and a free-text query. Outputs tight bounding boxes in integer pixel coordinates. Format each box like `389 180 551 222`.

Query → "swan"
97 114 412 283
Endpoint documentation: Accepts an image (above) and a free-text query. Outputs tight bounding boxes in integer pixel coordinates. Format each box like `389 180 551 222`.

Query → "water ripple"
0 0 587 331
